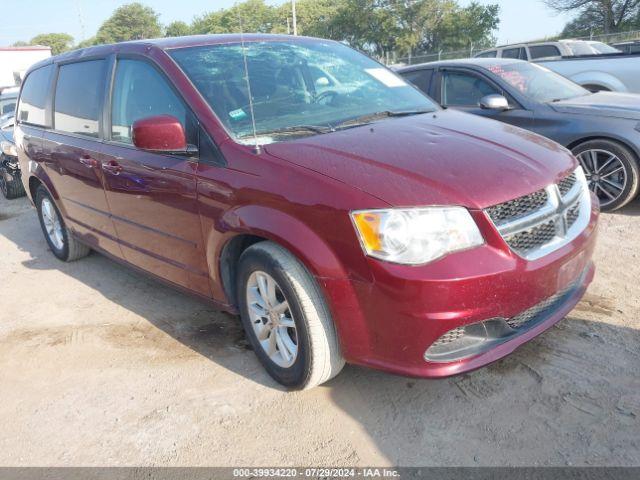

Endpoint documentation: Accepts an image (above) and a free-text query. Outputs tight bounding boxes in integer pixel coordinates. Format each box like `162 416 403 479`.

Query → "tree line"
12 0 500 58
13 1 640 59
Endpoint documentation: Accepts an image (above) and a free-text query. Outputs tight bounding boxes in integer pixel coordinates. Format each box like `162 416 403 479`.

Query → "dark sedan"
398 58 640 210
0 114 25 199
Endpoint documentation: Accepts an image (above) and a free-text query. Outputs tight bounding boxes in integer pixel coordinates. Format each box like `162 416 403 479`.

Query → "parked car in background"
476 39 640 93
16 35 597 389
611 40 640 54
0 113 25 199
399 58 640 210
0 46 51 89
537 52 640 93
0 86 18 116
475 39 620 60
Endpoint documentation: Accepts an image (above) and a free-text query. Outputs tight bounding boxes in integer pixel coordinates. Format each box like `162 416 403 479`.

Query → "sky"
0 0 576 47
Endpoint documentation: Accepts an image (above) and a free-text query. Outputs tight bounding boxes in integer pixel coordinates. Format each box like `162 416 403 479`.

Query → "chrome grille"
485 168 591 261
486 189 548 225
566 201 580 229
558 173 577 197
505 221 556 256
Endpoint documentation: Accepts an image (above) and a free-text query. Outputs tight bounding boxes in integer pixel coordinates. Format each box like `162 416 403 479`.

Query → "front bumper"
337 201 599 378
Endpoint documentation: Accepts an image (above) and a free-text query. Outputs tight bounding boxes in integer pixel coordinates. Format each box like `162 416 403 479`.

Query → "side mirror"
132 115 190 153
480 94 510 111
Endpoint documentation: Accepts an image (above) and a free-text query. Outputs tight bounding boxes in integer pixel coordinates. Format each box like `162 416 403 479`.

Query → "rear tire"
237 241 345 389
35 186 90 262
0 165 26 199
572 139 640 211
583 84 610 93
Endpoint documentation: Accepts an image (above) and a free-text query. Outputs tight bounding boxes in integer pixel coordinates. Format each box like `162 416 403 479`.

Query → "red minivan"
16 35 599 389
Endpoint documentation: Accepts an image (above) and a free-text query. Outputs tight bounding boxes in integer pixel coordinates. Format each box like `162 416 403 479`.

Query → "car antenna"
238 10 261 154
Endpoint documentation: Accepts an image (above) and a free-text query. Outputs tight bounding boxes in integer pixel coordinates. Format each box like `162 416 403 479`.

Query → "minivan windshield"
484 61 590 103
170 40 437 143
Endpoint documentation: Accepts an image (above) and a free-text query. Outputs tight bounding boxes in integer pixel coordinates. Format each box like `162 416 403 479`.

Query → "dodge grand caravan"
15 35 599 389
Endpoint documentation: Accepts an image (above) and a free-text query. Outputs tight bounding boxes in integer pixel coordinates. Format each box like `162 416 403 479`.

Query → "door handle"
79 155 98 168
102 160 123 175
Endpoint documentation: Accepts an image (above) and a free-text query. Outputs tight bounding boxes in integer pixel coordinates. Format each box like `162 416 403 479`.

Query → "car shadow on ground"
0 201 284 390
2 198 639 466
614 197 640 216
325 312 640 465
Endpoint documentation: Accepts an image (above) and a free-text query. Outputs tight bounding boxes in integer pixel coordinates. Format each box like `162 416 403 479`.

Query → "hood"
264 109 576 209
549 92 640 120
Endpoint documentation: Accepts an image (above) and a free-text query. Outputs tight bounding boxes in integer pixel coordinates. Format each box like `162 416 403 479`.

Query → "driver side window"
111 59 196 146
442 71 500 107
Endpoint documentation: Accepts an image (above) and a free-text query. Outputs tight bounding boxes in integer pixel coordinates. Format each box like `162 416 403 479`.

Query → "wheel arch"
567 135 640 162
569 72 627 93
211 205 351 307
207 205 372 362
26 167 65 213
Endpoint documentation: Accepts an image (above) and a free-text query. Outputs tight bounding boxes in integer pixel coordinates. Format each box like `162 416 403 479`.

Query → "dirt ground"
0 193 638 467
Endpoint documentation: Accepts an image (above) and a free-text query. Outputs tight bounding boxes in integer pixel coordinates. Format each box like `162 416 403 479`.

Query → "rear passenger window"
17 65 54 127
110 59 196 146
401 69 434 95
476 50 497 58
529 45 562 59
54 60 106 138
502 48 520 59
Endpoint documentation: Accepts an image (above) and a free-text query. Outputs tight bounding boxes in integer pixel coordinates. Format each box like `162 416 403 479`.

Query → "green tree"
96 2 162 44
191 0 280 34
165 20 191 37
30 33 74 55
545 0 640 34
329 0 499 58
275 0 346 37
11 40 30 47
77 37 99 48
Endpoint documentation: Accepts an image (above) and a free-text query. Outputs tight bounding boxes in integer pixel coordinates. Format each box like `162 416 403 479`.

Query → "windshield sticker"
364 68 407 88
229 108 248 121
237 136 274 146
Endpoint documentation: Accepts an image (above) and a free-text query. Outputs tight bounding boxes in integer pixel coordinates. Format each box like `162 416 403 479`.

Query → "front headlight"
351 207 484 265
0 141 17 157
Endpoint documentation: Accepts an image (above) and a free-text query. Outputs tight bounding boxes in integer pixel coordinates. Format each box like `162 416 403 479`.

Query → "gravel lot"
0 194 639 467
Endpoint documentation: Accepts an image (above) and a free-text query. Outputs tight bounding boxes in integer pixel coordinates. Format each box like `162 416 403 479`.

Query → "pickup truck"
537 53 640 93
475 40 640 93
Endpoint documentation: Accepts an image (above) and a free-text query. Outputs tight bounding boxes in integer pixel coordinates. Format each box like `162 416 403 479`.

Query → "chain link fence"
577 29 640 44
387 29 640 67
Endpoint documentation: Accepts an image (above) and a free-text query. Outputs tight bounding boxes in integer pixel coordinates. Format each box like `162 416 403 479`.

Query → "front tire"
237 241 345 389
0 165 26 199
35 186 90 262
572 139 640 211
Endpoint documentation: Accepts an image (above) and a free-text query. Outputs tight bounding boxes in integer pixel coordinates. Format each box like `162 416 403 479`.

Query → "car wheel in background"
572 139 640 211
237 241 345 389
583 85 611 93
35 185 90 262
0 165 26 199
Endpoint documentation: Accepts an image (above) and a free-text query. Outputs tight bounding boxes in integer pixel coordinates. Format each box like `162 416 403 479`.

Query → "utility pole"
292 0 298 36
75 0 86 42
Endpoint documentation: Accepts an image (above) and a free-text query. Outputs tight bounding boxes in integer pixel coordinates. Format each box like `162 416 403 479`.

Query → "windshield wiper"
250 124 334 138
333 110 433 130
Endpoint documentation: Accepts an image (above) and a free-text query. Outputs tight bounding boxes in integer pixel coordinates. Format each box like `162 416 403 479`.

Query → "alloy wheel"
41 197 64 250
246 271 298 368
576 149 627 208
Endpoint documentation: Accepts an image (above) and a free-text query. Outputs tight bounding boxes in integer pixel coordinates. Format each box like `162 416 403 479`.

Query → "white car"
475 39 620 60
